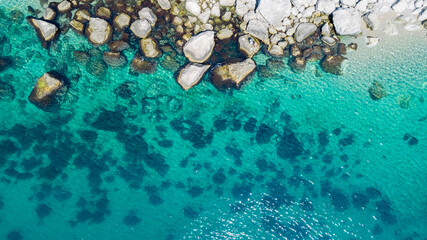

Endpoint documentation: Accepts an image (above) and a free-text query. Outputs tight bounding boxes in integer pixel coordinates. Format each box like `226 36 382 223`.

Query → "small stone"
74 9 91 23
140 37 161 58
113 13 131 31
157 0 171 10
43 8 56 21
366 36 379 47
70 19 84 34
220 0 236 6
217 29 233 40
347 43 357 50
268 45 284 56
138 8 157 26
130 19 152 38
96 7 111 20
291 44 301 57
238 34 260 58
57 0 72 13
321 36 336 46
176 63 210 90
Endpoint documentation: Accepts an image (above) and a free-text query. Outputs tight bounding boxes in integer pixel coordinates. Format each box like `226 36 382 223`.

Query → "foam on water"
0 2 426 240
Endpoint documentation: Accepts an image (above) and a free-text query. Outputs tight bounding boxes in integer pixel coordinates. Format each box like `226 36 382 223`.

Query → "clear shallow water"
0 3 427 240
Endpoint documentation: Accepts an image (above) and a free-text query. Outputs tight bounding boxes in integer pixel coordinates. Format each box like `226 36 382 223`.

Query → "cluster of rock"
26 0 427 95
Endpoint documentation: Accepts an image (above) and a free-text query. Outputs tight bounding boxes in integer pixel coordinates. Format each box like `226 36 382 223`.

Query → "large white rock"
294 23 317 42
86 18 112 46
246 19 270 43
30 18 59 41
138 8 157 26
220 0 236 6
186 0 202 16
257 0 291 26
177 63 210 90
157 0 171 10
211 58 256 88
130 19 152 38
238 34 260 58
183 31 215 63
392 0 407 13
332 8 362 35
236 0 256 16
198 9 211 23
418 7 427 21
317 0 338 14
341 0 356 7
363 12 381 30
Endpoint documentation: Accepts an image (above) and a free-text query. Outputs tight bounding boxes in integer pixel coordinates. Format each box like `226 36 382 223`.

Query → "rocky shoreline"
21 0 427 109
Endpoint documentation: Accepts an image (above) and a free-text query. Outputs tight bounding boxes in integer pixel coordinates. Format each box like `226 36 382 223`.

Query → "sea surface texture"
0 2 427 240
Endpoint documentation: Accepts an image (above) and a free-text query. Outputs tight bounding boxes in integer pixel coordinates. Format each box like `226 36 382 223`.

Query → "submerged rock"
0 81 15 101
238 34 260 58
28 71 67 111
368 80 387 100
130 54 157 74
289 57 306 72
211 58 256 89
320 55 347 75
176 63 210 90
27 17 59 48
102 52 127 68
183 31 215 63
85 18 112 46
332 8 362 35
140 37 161 58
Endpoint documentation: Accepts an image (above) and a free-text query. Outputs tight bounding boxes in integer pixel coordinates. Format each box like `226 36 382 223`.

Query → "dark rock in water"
183 206 199 219
403 133 410 141
372 224 383 235
20 157 42 171
86 58 108 79
407 136 418 146
231 183 252 200
376 199 392 213
92 108 125 131
108 40 130 52
322 154 333 164
158 140 173 148
130 54 157 74
6 230 23 240
114 81 138 99
187 186 204 198
0 56 13 72
243 117 257 133
288 57 306 72
28 71 68 112
214 119 227 131
330 189 350 211
379 211 397 225
351 192 369 208
0 140 18 155
339 134 355 147
73 51 91 65
36 203 52 219
255 124 274 144
320 55 346 75
368 80 387 100
102 51 127 68
160 55 180 72
123 212 141 227
53 186 72 201
78 130 98 143
318 131 329 147
277 130 304 160
143 153 169 176
148 194 164 206
332 127 341 136
212 170 226 184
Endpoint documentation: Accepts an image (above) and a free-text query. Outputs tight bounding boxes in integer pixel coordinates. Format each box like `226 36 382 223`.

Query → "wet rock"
36 203 52 219
28 71 67 111
92 108 125 131
43 8 56 21
108 40 130 52
176 63 210 90
27 17 59 48
368 80 387 100
130 19 152 38
113 13 130 31
183 31 215 63
74 9 91 23
85 18 112 46
320 55 346 75
256 124 274 144
290 44 301 57
130 54 157 74
86 58 108 78
160 55 180 72
0 81 15 101
351 192 369 208
332 8 362 35
0 56 13 72
289 57 306 72
102 52 127 68
6 230 23 240
140 37 161 58
123 212 140 227
211 58 256 89
57 0 72 13
73 51 90 65
238 34 260 58
212 170 226 184
96 7 111 20
70 19 84 34
277 130 303 159
294 23 317 42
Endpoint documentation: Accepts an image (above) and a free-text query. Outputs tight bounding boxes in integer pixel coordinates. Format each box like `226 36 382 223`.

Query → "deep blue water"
0 2 426 240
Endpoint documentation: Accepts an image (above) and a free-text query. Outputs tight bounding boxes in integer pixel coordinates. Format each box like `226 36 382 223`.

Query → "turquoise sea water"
1 2 427 240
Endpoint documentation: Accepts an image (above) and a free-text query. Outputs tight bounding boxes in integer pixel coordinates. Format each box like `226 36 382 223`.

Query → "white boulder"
186 0 202 16
138 8 157 26
332 8 362 35
183 31 215 63
257 0 292 26
157 0 171 10
392 0 407 13
130 19 152 38
220 0 236 6
30 18 59 42
86 18 112 46
294 23 317 42
177 63 210 90
317 0 338 14
246 19 270 43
